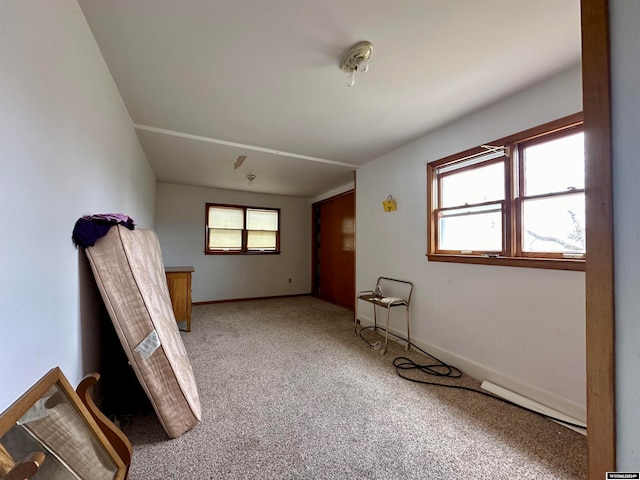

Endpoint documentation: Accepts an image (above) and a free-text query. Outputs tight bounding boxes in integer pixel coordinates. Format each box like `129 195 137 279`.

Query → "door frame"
311 189 355 303
582 0 616 477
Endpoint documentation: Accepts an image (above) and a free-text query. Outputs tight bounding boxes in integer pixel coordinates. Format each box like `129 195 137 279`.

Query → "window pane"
208 207 244 229
440 161 505 208
522 193 585 254
438 204 502 252
523 132 584 196
247 231 276 250
246 209 278 231
208 229 242 250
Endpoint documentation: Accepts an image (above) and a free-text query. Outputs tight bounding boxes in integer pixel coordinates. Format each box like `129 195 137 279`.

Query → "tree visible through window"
205 203 280 254
519 130 585 256
427 113 584 270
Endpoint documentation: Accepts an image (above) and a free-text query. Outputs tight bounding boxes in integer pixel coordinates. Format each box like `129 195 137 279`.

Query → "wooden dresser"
165 266 194 332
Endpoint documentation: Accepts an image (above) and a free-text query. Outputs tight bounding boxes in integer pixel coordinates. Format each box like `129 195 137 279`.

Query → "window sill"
426 254 585 271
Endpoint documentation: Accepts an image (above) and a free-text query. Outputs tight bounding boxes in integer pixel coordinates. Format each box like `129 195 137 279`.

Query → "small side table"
355 277 413 354
165 266 194 332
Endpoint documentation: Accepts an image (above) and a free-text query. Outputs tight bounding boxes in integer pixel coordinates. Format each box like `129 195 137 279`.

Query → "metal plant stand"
355 277 413 354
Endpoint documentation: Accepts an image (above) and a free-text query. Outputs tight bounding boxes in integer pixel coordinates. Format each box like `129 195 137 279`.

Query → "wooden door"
313 191 355 310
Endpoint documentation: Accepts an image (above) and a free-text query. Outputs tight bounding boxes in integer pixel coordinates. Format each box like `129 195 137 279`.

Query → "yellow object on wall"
382 195 397 212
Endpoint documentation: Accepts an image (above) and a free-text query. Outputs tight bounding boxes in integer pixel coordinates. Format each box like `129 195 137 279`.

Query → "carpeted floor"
123 296 586 479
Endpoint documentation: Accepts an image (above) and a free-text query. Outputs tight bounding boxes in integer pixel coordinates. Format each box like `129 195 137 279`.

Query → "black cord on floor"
357 325 586 431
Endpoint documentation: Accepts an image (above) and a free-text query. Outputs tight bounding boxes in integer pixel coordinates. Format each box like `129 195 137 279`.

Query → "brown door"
313 191 355 310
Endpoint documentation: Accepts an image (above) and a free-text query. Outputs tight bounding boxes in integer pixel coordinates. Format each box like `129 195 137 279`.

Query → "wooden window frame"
516 124 585 260
427 112 584 271
204 203 281 255
434 156 509 256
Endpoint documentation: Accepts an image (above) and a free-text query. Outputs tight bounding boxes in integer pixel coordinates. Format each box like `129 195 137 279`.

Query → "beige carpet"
123 296 586 479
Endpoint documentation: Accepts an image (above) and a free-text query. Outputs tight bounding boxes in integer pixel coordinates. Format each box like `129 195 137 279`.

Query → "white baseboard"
356 315 586 423
481 381 586 435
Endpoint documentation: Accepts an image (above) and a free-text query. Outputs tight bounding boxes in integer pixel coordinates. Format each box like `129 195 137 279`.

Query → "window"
427 113 584 270
205 203 280 254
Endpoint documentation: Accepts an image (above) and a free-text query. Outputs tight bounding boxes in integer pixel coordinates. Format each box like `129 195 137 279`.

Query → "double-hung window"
427 113 584 270
435 150 507 254
205 203 280 254
517 128 585 258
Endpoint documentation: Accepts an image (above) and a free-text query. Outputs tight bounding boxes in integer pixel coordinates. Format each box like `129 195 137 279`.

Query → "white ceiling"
78 0 581 198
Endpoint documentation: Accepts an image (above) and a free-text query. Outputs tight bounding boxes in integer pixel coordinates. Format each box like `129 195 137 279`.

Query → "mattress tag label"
135 329 161 359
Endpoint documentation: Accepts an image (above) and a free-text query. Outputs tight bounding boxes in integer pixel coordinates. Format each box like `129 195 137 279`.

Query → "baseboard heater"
480 381 587 436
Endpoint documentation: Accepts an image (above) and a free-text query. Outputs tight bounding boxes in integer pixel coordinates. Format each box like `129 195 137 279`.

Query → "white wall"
156 183 311 302
610 0 640 468
0 1 156 410
356 66 586 420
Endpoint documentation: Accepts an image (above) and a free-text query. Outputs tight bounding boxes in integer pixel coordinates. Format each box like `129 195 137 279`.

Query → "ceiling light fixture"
340 41 373 87
246 174 256 186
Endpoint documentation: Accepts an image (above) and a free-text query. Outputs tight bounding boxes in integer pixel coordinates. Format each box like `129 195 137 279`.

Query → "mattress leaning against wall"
85 225 201 438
